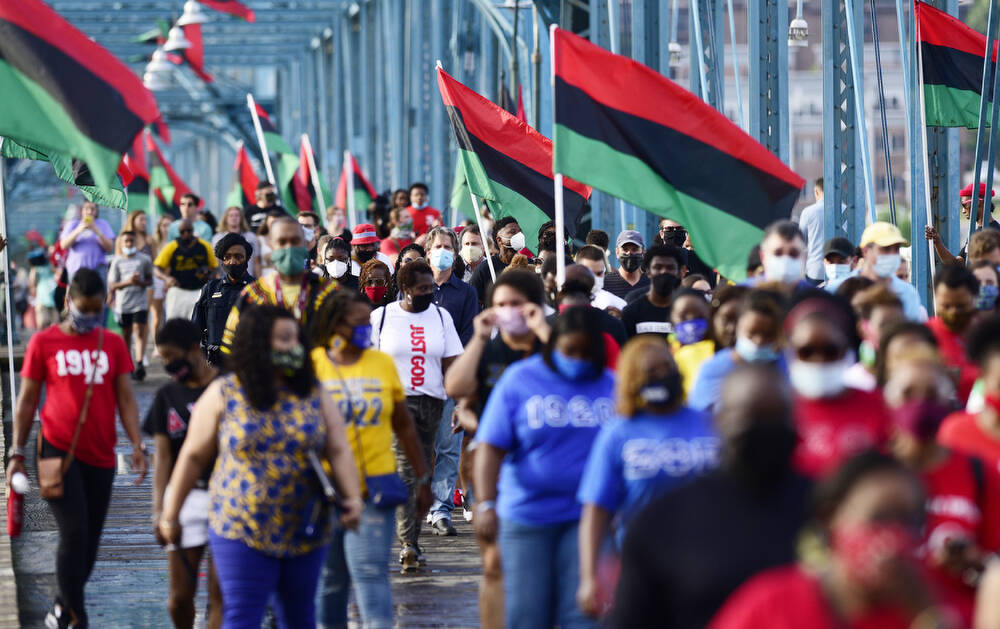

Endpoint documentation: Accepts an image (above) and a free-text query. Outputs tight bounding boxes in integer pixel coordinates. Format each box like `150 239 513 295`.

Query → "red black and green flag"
177 23 213 83
253 102 294 154
917 1 997 128
123 134 150 211
226 142 260 209
1 137 130 208
145 131 199 218
199 0 256 22
551 27 803 280
437 67 592 253
289 136 332 217
0 0 160 200
335 153 377 213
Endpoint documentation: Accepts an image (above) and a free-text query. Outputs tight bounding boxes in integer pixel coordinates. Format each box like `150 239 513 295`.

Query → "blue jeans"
498 519 595 629
209 531 328 629
316 502 395 629
429 397 461 523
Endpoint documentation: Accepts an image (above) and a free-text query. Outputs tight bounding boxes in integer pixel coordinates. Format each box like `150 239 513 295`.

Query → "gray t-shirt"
108 253 153 314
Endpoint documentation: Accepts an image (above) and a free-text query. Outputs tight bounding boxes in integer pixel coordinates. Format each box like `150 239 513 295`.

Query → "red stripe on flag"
552 27 802 189
181 24 214 83
145 131 200 208
294 138 315 213
116 158 134 188
516 84 527 123
199 0 256 22
234 144 259 205
437 67 592 200
916 1 997 61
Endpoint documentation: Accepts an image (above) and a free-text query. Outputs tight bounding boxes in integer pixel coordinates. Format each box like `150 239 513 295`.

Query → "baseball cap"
860 222 907 249
616 230 644 249
351 223 379 245
960 182 996 198
823 236 855 259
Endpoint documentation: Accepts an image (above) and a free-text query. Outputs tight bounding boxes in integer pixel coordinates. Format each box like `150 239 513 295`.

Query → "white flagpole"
301 134 327 220
247 93 276 185
916 17 937 288
344 150 358 229
469 193 497 282
550 25 566 289
0 137 18 417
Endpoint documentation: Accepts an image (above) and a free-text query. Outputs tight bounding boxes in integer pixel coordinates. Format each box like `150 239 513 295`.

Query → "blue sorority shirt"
476 354 616 526
577 409 720 542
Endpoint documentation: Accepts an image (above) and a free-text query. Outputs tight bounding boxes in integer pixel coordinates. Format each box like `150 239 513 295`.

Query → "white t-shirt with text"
371 301 462 399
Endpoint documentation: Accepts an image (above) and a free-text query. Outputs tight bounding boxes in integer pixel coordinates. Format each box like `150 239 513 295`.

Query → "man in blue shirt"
825 222 926 322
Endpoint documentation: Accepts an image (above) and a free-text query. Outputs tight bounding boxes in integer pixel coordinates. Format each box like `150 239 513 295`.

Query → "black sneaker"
133 363 146 382
431 518 457 536
399 544 420 573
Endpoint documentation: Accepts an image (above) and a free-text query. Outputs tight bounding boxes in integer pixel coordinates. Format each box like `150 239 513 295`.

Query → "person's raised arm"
925 225 960 266
444 308 495 399
115 372 148 484
390 400 432 516
319 392 363 529
158 380 223 545
59 221 87 250
5 378 42 488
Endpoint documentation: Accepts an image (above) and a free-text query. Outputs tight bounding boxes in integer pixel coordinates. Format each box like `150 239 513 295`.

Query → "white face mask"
824 263 851 283
460 244 483 265
412 202 428 210
764 255 805 284
789 355 852 399
302 227 315 242
326 260 348 278
872 253 901 278
592 273 604 292
509 231 527 251
122 246 137 256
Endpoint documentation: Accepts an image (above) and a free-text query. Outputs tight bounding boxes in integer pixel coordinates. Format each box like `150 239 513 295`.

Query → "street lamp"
177 0 210 26
668 41 683 67
788 0 808 47
143 47 174 91
163 24 192 51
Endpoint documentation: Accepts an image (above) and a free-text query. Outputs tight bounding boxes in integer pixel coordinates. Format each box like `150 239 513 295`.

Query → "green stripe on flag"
924 83 993 129
449 162 476 221
276 152 300 215
1 137 127 208
555 125 760 280
264 130 294 155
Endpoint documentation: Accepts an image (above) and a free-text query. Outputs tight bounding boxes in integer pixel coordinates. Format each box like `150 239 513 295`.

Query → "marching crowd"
7 177 1000 629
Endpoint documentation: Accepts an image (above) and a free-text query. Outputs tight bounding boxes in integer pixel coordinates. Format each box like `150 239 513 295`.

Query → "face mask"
940 308 974 332
272 344 305 376
301 227 315 242
620 254 642 273
326 260 348 278
69 303 102 334
734 336 779 363
674 318 708 345
725 421 798 483
264 191 278 204
892 399 952 440
350 324 372 349
651 273 675 297
551 349 596 381
179 236 195 247
364 285 387 303
391 225 414 240
825 263 851 283
164 358 193 382
509 231 526 251
592 273 605 292
223 261 248 280
663 229 687 248
859 340 876 368
122 246 137 256
272 245 309 276
638 371 682 407
976 283 999 310
831 522 917 588
460 244 483 265
873 253 902 278
495 306 530 336
764 255 804 284
430 248 455 272
789 356 851 399
409 292 434 312
412 202 428 210
355 248 377 264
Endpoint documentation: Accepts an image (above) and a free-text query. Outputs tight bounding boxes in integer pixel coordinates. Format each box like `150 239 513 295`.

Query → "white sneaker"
463 505 474 522
425 512 434 525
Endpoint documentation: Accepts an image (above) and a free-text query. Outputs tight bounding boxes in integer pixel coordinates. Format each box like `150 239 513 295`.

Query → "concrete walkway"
11 365 481 628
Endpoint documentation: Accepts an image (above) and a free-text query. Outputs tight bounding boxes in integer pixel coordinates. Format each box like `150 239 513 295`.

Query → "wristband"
10 445 26 459
476 500 496 513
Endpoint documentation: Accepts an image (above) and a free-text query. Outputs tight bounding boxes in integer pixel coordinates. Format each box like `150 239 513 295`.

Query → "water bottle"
7 472 29 538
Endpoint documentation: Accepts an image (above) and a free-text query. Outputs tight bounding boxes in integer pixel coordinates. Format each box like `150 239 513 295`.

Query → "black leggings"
41 438 115 628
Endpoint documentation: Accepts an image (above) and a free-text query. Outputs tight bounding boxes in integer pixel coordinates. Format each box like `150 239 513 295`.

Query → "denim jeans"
316 502 395 629
429 397 462 523
498 519 595 629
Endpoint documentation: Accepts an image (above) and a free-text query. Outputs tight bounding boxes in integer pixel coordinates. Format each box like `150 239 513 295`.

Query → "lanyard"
272 274 311 320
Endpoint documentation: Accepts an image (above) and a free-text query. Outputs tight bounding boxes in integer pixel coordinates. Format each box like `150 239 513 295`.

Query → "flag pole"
146 132 158 225
916 15 937 293
550 25 566 289
344 150 359 229
301 134 327 222
469 193 497 282
0 138 18 419
247 93 276 185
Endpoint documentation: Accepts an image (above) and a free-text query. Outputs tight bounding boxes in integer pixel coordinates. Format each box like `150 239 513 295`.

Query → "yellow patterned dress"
209 374 331 557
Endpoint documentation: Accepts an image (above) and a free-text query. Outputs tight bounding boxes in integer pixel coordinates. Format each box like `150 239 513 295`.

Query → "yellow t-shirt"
311 346 404 494
673 339 716 397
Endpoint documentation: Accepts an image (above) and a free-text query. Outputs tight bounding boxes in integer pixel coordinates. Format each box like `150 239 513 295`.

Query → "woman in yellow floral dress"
160 305 362 628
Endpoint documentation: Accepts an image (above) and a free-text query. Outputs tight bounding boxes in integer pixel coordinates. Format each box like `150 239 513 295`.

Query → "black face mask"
263 191 278 204
620 254 642 273
179 236 195 248
222 261 248 280
724 421 797 486
409 292 434 312
663 229 687 248
164 358 194 382
651 273 677 297
356 248 377 264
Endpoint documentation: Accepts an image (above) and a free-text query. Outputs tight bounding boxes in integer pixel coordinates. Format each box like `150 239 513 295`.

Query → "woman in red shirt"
884 355 1000 625
5 268 147 629
709 452 947 629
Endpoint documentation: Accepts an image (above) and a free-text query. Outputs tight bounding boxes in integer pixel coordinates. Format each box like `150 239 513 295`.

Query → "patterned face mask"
272 344 305 375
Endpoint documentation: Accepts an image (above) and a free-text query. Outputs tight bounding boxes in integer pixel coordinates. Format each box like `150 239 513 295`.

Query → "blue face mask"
430 248 455 272
69 303 102 334
351 324 373 349
674 318 708 346
975 283 999 311
551 349 596 381
734 335 779 363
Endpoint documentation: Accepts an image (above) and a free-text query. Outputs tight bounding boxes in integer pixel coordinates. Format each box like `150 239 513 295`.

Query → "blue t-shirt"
825 272 926 322
687 348 788 412
476 354 616 526
577 408 719 541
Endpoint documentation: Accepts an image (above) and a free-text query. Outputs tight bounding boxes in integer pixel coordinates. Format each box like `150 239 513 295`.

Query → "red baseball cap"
351 223 379 245
960 182 996 198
